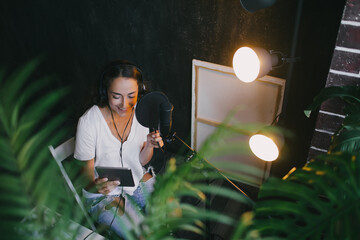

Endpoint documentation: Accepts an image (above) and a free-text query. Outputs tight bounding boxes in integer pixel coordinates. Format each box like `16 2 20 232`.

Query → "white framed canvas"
191 59 285 186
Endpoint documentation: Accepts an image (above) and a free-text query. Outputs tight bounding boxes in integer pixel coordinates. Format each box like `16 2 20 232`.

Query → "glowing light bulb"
232 47 260 83
249 134 279 161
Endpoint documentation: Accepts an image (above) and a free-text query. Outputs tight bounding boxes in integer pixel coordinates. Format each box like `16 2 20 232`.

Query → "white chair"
48 137 97 232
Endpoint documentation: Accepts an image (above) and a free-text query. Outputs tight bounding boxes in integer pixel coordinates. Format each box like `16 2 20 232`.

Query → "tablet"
95 167 135 187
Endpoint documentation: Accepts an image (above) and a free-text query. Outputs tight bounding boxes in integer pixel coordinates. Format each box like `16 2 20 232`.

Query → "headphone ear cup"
141 83 146 92
138 83 146 96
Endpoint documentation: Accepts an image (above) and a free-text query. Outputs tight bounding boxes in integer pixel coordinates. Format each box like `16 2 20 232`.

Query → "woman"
74 60 163 237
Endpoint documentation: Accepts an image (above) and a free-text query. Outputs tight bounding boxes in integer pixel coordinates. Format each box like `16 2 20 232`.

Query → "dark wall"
0 0 345 176
272 0 346 176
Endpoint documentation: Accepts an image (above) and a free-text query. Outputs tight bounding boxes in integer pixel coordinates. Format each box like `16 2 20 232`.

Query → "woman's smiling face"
107 77 138 116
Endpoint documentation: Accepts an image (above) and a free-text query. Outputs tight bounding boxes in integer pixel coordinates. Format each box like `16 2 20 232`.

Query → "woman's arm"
82 158 95 191
82 158 120 195
139 142 154 166
139 131 163 166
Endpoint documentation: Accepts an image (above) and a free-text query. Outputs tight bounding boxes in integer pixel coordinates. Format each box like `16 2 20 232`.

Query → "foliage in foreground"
0 59 85 239
0 60 263 239
118 109 268 239
232 86 360 240
3 60 359 240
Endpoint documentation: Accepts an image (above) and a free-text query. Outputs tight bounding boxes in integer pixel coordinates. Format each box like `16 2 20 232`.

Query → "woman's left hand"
147 130 164 148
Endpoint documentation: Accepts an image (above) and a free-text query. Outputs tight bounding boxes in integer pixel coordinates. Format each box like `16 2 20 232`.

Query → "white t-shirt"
74 105 149 197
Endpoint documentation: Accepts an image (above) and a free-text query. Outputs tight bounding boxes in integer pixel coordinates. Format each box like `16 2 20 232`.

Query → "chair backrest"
49 137 75 162
49 137 97 231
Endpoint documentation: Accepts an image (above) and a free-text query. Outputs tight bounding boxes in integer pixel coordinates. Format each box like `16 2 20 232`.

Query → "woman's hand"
94 177 120 195
140 130 163 166
146 130 164 148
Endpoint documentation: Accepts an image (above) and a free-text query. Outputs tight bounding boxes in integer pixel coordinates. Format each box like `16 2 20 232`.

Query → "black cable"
108 106 134 230
83 229 95 240
110 105 134 143
81 106 135 240
108 195 124 231
173 134 253 202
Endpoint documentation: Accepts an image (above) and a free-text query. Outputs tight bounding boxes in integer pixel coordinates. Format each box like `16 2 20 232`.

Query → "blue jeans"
84 177 155 238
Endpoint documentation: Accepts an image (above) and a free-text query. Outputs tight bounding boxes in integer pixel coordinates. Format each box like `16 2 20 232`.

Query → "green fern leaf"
249 152 360 239
0 59 81 239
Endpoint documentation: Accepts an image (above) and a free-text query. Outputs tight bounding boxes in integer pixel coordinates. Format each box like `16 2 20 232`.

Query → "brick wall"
308 0 360 160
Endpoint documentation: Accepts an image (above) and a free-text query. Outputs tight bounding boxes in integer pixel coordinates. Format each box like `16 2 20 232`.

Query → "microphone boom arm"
168 132 252 202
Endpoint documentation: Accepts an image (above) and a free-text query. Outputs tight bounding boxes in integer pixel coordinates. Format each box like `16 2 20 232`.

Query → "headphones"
98 60 147 103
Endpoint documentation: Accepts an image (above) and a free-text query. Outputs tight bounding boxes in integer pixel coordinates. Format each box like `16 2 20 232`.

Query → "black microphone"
135 91 173 138
160 100 173 138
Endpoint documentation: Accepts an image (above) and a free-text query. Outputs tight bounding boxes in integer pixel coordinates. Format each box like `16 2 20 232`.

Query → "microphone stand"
164 132 253 239
165 132 252 201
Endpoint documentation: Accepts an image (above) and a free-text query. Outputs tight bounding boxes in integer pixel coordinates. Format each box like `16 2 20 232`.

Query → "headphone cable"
108 106 134 230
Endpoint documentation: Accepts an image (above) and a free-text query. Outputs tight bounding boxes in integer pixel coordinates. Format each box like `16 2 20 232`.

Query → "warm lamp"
249 134 280 161
249 128 284 183
249 127 284 162
232 47 280 83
